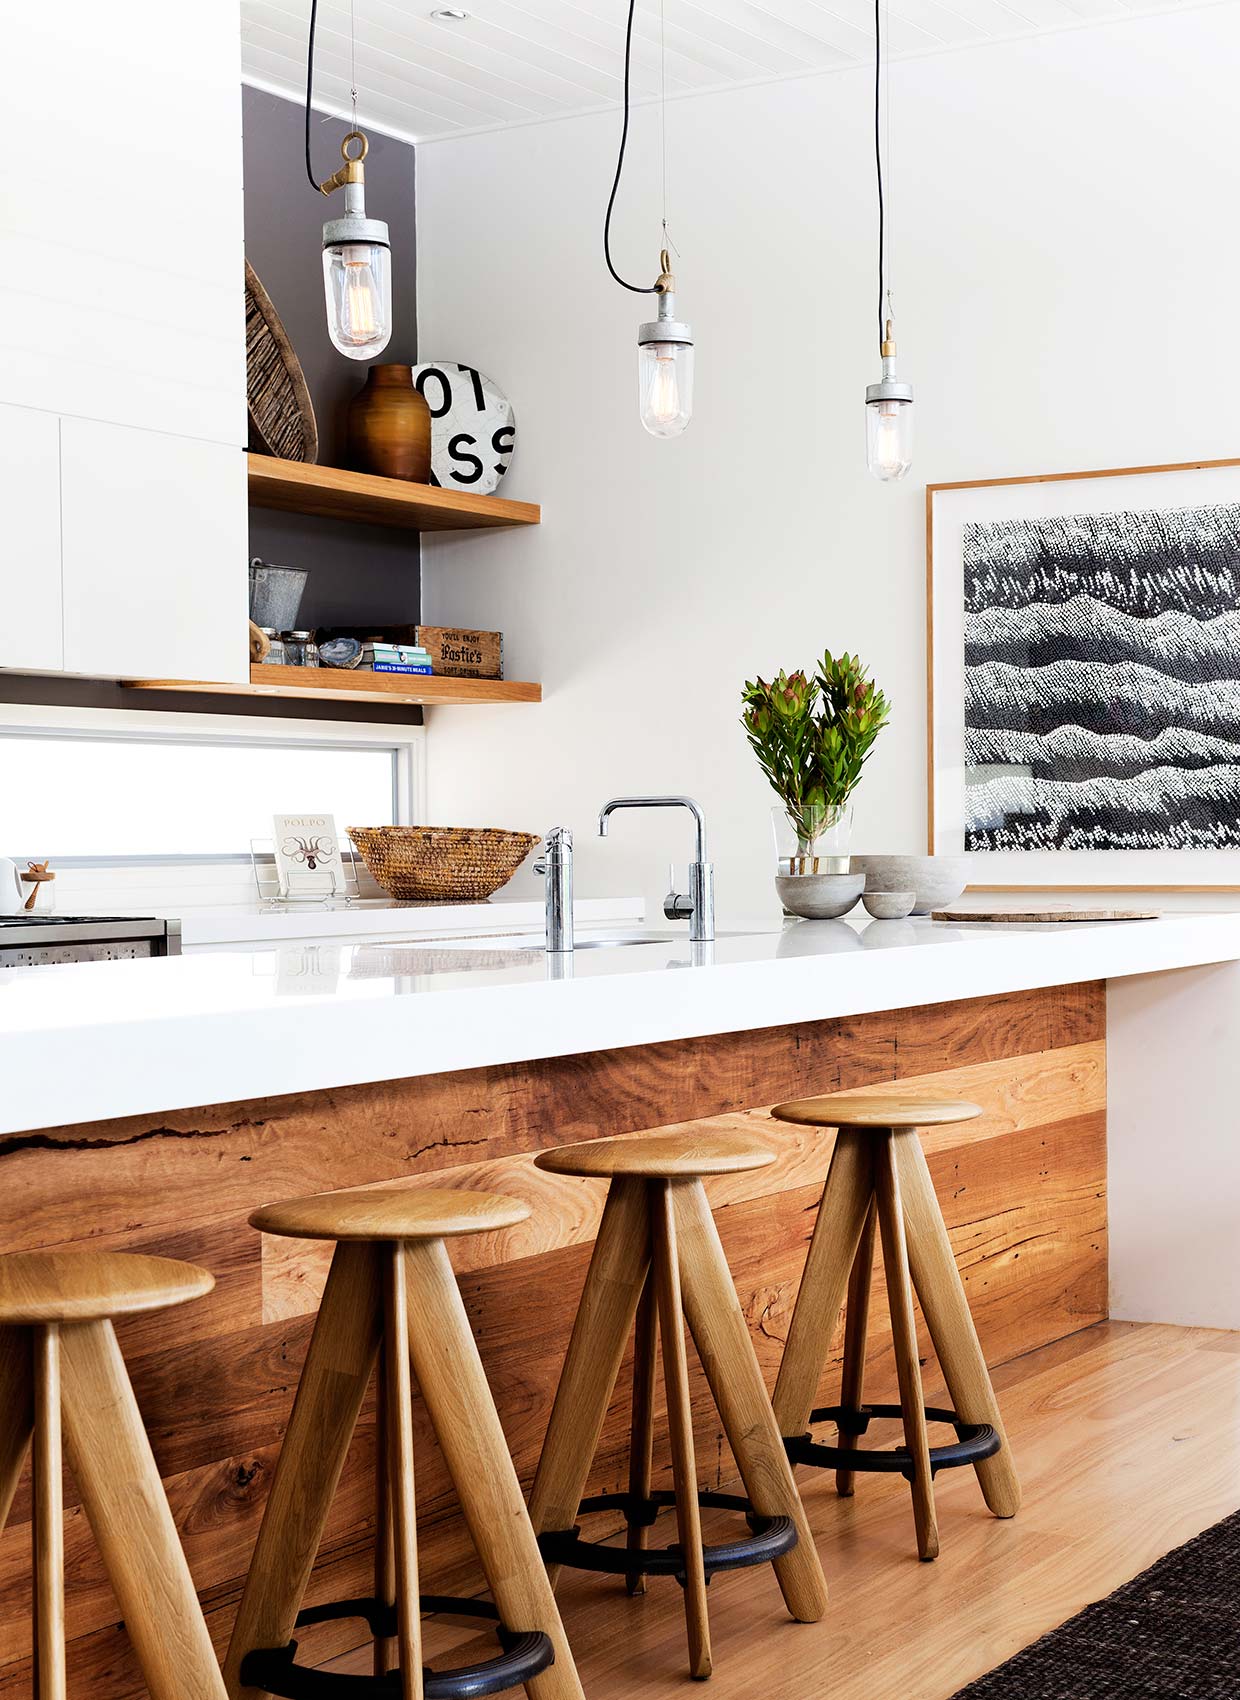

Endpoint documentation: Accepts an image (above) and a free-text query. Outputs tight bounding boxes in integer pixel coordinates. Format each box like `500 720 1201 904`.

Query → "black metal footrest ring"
238 1593 555 1700
783 1403 1001 1484
537 1488 798 1587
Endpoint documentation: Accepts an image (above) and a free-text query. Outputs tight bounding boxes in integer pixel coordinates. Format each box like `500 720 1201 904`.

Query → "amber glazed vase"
345 364 432 481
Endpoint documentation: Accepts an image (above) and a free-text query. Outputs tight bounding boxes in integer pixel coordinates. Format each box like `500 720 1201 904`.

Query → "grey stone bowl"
862 888 917 919
852 855 968 915
774 870 865 920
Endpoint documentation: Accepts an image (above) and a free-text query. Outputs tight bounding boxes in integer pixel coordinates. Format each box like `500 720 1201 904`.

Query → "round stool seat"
770 1093 982 1131
536 1130 776 1179
0 1250 214 1324
250 1185 531 1242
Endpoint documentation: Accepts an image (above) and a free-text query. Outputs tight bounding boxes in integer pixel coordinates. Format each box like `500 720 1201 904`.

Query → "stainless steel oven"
0 916 182 968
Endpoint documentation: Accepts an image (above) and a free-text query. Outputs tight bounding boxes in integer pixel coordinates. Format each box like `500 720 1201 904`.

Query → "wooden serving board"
933 908 1159 923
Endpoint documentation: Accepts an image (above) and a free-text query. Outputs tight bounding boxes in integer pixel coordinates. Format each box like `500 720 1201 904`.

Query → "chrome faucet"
533 826 573 954
598 795 715 943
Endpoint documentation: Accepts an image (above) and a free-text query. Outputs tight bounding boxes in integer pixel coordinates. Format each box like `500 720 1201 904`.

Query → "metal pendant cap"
638 289 694 348
323 211 391 252
866 376 914 405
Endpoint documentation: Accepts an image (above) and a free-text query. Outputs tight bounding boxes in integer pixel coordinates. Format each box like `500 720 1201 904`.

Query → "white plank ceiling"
241 0 1218 143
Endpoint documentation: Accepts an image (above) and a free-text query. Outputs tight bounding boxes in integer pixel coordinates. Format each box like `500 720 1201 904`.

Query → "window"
1 729 403 860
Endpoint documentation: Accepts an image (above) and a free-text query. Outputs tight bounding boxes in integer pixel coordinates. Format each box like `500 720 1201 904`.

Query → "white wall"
1109 963 1240 1327
415 5 1240 920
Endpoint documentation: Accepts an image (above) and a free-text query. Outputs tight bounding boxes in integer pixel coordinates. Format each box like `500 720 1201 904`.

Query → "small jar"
286 630 321 667
260 628 288 665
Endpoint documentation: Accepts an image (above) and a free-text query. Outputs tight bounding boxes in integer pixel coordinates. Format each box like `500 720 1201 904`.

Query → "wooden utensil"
20 861 55 912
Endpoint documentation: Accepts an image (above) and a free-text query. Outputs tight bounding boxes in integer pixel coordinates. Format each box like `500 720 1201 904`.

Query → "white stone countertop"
3 905 1240 1136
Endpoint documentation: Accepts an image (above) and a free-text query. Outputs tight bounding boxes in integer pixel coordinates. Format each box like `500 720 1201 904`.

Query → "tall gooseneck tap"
597 796 715 942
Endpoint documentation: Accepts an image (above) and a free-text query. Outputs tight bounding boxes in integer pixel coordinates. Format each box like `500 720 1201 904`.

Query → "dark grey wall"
0 86 422 724
244 84 421 632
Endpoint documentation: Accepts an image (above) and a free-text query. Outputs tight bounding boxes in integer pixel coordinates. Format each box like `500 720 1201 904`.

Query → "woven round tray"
245 260 319 464
349 826 540 903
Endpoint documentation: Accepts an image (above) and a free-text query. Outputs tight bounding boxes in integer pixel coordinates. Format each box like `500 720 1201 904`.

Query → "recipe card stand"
249 838 362 906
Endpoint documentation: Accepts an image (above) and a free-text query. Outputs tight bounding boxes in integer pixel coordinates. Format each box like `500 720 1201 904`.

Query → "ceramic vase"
345 364 432 482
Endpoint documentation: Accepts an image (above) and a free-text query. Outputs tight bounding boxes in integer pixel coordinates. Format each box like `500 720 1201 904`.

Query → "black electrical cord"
605 0 660 294
305 0 322 192
874 0 885 349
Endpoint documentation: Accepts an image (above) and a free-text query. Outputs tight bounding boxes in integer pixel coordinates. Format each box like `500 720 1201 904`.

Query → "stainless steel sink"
420 931 679 953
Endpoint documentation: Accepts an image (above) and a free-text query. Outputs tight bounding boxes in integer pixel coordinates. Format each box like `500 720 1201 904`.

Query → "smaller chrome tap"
533 826 574 954
598 795 715 942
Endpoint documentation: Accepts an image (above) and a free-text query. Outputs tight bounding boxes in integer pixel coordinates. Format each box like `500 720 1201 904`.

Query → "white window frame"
0 701 426 870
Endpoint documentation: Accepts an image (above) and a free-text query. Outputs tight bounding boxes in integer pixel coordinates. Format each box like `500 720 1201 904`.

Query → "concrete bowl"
852 855 968 915
774 870 865 920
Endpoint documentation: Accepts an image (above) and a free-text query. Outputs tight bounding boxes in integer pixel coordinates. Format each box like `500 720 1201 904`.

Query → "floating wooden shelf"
247 454 541 532
122 666 542 708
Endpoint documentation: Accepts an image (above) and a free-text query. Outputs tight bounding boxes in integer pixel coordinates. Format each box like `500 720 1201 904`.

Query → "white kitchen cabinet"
2 3 245 448
60 421 248 684
0 404 64 672
0 2 247 687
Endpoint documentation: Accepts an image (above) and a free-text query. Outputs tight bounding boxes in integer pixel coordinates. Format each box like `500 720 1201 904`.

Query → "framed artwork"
928 458 1240 889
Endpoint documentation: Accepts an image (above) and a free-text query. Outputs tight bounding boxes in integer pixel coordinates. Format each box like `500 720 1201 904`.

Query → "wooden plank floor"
328 1321 1240 1699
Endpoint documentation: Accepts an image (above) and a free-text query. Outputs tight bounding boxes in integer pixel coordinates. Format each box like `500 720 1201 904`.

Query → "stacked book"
362 642 434 676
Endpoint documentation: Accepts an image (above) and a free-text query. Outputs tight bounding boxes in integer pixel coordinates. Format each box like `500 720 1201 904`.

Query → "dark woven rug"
951 1508 1240 1698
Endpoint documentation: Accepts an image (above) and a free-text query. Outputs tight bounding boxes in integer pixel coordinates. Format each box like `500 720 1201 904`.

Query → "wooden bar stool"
224 1187 585 1700
769 1093 1022 1562
529 1132 829 1682
0 1250 226 1700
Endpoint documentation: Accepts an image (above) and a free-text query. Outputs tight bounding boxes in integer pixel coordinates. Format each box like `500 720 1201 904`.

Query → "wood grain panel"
259 1041 1104 1325
0 984 1106 1698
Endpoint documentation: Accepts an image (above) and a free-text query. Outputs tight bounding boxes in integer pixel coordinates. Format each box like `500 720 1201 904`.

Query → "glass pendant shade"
638 340 693 438
323 241 392 360
865 396 913 482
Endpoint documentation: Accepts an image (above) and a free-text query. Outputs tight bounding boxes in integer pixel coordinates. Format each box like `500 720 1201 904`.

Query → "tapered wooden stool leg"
625 1271 658 1597
530 1175 651 1576
375 1344 397 1679
653 1181 711 1680
892 1129 1022 1518
385 1243 424 1700
32 1325 66 1700
674 1180 830 1623
225 1242 384 1699
0 1326 33 1534
875 1136 939 1560
60 1319 228 1700
836 1200 877 1498
405 1238 587 1700
773 1129 876 1439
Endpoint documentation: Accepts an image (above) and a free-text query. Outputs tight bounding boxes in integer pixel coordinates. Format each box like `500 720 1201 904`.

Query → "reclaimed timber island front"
1 911 1238 1697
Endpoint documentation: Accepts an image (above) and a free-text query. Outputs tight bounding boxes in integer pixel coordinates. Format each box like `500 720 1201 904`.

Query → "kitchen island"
1 910 1238 1696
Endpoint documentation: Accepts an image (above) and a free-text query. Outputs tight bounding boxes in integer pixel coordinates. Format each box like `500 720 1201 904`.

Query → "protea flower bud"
772 670 809 718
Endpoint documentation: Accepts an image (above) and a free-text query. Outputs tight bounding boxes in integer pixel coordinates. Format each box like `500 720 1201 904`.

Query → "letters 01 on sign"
412 361 517 495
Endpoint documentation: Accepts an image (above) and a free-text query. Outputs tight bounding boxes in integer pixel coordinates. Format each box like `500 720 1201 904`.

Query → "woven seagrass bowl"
348 825 540 903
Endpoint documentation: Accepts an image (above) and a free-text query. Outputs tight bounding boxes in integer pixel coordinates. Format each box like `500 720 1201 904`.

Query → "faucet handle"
534 824 572 876
664 864 694 922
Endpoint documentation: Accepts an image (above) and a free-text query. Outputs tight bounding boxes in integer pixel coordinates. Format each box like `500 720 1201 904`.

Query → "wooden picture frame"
927 457 1240 891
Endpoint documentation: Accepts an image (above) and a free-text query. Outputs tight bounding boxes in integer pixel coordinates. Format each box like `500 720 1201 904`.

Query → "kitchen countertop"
4 907 1240 1137
177 894 645 947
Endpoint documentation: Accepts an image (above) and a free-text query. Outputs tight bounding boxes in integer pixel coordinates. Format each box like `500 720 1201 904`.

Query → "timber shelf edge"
247 454 541 532
121 666 542 708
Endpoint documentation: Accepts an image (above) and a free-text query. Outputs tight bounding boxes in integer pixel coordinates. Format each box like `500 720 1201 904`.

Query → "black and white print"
963 501 1240 851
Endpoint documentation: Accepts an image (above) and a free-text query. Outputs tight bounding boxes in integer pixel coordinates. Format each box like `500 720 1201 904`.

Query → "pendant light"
305 0 392 360
607 0 694 437
864 0 913 481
